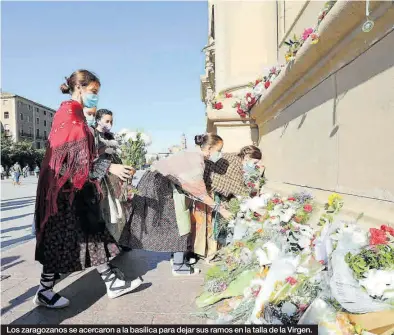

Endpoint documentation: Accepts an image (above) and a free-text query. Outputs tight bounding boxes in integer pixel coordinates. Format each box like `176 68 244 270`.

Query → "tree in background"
1 133 46 168
117 132 147 170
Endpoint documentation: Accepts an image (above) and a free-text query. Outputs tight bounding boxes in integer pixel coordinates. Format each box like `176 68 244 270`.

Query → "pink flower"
285 277 298 286
302 28 314 41
255 79 262 86
288 197 296 201
225 93 233 98
272 198 281 204
270 67 277 75
264 81 271 89
252 287 261 297
319 260 325 265
303 204 313 213
214 102 223 110
298 304 308 312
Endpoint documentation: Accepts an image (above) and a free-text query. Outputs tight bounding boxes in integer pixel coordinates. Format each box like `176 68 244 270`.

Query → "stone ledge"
263 180 394 228
250 1 394 126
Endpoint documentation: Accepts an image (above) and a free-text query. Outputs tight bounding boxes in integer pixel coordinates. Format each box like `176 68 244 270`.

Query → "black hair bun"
194 135 204 146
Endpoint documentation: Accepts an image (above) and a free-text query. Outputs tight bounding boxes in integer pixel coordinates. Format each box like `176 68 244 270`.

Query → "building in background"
181 133 187 150
200 1 394 225
1 92 55 149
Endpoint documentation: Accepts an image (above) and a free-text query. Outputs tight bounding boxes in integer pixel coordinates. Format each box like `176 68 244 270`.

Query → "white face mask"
98 121 112 133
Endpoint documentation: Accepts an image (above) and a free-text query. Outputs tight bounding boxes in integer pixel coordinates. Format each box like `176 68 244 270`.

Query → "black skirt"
119 171 188 252
35 189 120 274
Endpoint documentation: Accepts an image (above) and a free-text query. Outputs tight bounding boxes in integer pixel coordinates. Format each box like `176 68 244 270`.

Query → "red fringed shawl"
34 100 95 241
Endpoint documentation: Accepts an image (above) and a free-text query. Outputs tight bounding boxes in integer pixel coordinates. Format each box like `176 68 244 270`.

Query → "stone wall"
259 31 394 203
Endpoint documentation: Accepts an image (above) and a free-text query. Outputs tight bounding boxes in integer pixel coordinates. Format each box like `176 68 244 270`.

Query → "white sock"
37 273 56 300
99 264 127 290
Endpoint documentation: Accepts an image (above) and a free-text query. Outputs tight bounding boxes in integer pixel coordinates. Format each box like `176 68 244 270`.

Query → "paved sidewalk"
1 177 207 325
1 240 207 325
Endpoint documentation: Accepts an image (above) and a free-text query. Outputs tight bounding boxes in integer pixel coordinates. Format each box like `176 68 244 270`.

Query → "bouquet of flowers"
345 226 394 302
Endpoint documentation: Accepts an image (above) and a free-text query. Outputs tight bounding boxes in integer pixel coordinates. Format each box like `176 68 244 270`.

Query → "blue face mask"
243 161 257 174
82 93 99 108
209 151 222 163
85 115 96 127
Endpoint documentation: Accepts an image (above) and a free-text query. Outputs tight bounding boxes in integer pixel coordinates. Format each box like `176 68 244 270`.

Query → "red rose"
303 204 313 213
288 197 296 201
237 108 247 118
369 228 388 245
225 93 233 98
272 198 281 204
264 81 271 89
381 225 394 237
285 277 298 286
255 79 262 86
214 102 223 110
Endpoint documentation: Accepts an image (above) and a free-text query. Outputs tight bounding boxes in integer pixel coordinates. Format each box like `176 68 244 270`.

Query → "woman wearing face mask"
33 70 141 309
119 133 232 276
83 106 97 128
191 145 263 262
92 109 134 245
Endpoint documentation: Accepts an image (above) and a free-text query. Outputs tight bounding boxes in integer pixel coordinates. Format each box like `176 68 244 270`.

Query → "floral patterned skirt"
35 190 120 274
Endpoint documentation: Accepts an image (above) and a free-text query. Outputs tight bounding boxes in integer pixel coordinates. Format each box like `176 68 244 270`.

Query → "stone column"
214 1 278 94
207 1 278 152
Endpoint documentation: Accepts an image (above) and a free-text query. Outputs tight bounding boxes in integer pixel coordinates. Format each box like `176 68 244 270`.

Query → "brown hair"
238 145 262 160
194 133 223 148
60 69 100 94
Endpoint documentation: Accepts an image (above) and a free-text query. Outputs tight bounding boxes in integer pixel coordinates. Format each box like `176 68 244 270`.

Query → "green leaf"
196 270 258 308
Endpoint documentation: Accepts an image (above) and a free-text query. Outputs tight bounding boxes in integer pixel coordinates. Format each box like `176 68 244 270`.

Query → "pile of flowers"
195 188 394 331
210 1 337 118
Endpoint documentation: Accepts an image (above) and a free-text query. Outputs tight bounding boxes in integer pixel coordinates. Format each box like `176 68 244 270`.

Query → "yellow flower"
328 193 342 207
285 53 293 63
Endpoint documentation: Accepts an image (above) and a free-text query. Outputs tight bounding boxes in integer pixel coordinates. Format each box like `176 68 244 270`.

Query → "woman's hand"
109 164 135 181
219 207 233 220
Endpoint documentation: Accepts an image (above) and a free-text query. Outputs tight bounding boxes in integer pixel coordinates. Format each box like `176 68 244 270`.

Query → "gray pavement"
1 177 206 325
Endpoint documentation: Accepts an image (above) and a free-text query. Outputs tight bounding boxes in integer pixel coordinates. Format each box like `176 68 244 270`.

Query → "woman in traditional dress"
119 133 232 276
33 70 141 309
92 109 134 246
190 145 264 262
